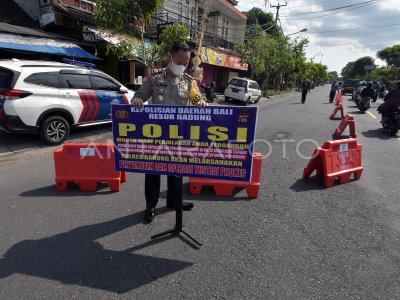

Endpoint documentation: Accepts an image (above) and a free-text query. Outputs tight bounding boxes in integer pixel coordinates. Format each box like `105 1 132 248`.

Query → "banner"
201 47 249 71
112 104 258 181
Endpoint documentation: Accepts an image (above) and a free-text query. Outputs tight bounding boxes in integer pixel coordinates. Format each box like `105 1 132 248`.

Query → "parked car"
224 77 261 105
0 59 133 144
342 79 360 95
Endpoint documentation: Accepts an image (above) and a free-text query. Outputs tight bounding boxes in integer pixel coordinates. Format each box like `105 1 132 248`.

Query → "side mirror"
119 86 128 93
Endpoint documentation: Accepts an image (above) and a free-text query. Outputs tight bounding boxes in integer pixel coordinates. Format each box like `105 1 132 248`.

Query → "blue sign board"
112 104 258 181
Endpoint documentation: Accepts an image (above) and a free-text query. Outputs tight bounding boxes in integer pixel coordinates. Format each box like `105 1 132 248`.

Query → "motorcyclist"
378 80 400 115
360 82 374 98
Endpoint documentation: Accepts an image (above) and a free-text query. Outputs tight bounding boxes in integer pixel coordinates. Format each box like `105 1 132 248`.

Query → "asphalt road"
0 85 399 299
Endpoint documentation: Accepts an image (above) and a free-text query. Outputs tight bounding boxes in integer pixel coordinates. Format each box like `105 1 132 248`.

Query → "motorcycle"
201 83 216 103
379 88 388 99
380 105 400 136
356 95 371 113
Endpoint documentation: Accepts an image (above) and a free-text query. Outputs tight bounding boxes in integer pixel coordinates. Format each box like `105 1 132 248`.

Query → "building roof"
219 0 247 21
0 22 75 41
0 0 39 28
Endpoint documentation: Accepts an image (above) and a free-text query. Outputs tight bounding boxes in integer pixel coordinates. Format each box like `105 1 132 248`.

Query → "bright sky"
236 0 400 75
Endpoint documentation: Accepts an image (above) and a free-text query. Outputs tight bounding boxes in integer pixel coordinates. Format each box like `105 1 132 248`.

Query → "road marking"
366 111 378 119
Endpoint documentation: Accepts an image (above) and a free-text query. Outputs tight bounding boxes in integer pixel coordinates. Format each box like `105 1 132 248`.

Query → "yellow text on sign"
118 123 248 143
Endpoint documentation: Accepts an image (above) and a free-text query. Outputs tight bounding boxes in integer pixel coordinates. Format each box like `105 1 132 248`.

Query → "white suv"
0 59 134 144
224 77 262 105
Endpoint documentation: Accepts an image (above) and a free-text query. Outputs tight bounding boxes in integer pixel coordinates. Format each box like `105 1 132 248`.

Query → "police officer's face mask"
170 61 187 76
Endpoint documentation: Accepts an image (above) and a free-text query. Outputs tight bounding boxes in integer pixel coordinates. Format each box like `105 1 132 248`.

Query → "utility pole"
271 2 287 26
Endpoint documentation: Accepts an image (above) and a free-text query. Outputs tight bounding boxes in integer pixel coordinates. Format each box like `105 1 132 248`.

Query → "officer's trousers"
145 174 182 209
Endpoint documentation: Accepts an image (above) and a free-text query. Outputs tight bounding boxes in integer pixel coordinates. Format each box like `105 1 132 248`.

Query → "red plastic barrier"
54 143 126 192
189 152 263 198
330 105 344 119
330 92 344 119
303 138 363 188
335 114 356 139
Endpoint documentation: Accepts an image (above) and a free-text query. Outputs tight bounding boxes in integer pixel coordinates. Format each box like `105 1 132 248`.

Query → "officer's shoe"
144 208 155 223
166 201 194 211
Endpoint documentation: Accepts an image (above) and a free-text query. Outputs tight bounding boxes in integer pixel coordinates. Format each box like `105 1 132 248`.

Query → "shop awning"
0 33 98 60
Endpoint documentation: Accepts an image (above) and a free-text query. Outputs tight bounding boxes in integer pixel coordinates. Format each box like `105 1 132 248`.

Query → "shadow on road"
0 210 192 294
180 183 251 202
290 178 326 192
0 124 112 156
361 128 396 140
19 183 116 197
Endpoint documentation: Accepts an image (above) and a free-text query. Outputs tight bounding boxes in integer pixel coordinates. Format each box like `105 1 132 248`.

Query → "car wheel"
39 115 70 145
225 96 230 102
255 96 261 103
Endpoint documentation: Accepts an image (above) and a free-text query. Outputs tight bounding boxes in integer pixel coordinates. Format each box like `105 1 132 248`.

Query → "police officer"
131 41 207 223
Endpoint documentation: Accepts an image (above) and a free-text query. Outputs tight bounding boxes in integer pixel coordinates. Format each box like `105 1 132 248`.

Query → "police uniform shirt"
133 68 203 106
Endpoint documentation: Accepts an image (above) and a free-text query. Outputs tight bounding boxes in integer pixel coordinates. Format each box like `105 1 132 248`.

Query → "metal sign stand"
151 198 202 247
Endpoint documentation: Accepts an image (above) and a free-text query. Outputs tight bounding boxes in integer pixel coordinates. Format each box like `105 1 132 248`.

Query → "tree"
377 45 400 67
94 0 163 68
235 29 310 91
352 56 375 77
157 24 190 61
341 61 356 79
328 71 339 81
245 8 279 37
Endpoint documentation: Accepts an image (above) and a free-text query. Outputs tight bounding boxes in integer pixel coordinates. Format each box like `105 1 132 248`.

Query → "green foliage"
158 24 190 61
328 71 339 80
94 0 163 66
94 0 163 35
235 29 320 91
369 66 398 83
377 45 400 67
341 56 374 79
245 8 278 36
341 61 356 79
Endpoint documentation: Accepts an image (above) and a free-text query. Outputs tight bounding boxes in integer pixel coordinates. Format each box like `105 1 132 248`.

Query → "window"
0 68 14 89
225 20 229 39
24 72 59 88
92 75 120 91
229 79 247 88
250 82 259 89
62 74 92 89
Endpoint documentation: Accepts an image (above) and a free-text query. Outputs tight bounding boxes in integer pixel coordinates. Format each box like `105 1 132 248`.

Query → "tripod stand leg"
181 229 202 246
151 228 177 240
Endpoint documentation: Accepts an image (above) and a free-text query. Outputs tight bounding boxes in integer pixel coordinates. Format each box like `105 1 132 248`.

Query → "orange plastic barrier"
330 92 344 119
334 113 356 139
54 143 126 192
330 105 344 119
189 152 263 198
303 138 363 188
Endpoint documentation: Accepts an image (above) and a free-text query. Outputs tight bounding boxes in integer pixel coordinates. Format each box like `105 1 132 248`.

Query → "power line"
289 0 383 20
289 0 381 16
282 0 337 9
308 23 400 34
270 2 287 26
312 37 400 47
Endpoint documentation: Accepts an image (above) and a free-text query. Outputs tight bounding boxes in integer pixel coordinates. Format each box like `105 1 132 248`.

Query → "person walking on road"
131 42 207 223
301 79 310 104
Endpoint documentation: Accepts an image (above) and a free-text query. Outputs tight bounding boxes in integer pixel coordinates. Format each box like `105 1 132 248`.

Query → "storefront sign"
112 104 258 181
201 47 248 71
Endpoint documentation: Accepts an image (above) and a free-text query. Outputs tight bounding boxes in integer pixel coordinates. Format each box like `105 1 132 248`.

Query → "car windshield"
0 68 13 89
229 79 247 88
